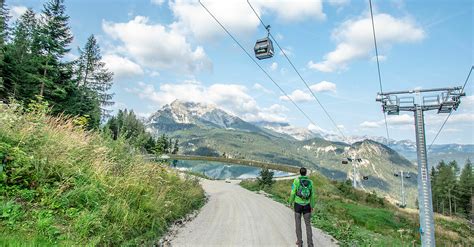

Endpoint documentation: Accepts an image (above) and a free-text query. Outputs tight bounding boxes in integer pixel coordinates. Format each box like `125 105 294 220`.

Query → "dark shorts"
294 203 311 214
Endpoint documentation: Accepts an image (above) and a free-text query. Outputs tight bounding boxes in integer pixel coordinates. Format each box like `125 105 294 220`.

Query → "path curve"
169 179 337 247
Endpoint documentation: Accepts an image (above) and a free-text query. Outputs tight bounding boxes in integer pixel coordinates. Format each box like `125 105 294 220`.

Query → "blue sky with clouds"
7 0 473 144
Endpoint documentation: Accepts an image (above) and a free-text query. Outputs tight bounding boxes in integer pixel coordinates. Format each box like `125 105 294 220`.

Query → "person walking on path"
288 167 315 247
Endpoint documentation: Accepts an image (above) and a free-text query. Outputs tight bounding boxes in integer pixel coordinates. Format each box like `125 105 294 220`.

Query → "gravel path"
169 179 337 247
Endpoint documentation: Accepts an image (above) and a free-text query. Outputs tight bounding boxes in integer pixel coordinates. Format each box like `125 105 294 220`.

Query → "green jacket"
288 176 315 208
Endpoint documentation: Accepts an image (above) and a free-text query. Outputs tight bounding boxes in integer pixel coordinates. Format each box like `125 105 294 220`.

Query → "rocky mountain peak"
147 100 258 132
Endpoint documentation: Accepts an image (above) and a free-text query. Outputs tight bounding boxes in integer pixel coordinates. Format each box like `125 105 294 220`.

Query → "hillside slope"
240 174 473 246
0 104 205 245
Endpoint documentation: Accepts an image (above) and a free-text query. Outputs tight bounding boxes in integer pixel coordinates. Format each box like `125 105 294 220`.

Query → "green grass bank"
240 173 473 246
0 104 205 245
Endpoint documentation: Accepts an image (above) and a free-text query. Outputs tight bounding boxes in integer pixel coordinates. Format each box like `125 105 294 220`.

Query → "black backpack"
296 178 312 200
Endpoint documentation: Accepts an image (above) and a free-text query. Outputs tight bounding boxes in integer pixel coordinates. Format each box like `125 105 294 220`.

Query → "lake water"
172 160 294 180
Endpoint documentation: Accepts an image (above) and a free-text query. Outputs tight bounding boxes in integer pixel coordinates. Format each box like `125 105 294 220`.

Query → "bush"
257 168 274 188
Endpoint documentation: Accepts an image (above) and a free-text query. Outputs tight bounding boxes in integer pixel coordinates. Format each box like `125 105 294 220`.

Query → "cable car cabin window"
254 37 274 60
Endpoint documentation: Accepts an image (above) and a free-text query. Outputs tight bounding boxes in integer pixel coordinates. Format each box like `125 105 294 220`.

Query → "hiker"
288 167 315 247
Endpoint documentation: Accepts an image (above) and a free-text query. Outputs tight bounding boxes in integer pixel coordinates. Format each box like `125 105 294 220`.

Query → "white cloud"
9 6 28 21
169 0 325 41
275 33 284 40
360 114 413 128
309 13 425 72
388 114 413 125
310 81 337 93
280 89 313 103
126 80 288 123
371 55 387 62
265 104 289 113
428 127 461 134
169 0 260 41
253 83 274 94
255 0 325 22
327 0 350 7
151 0 165 5
270 62 278 71
103 54 144 79
279 47 293 56
427 113 474 124
462 95 474 107
308 123 330 133
245 104 289 123
360 121 380 128
102 16 211 74
149 71 161 77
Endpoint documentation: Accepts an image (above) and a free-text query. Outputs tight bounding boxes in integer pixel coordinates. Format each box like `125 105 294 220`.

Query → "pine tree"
37 0 73 96
257 168 274 188
0 0 8 44
103 109 156 152
433 160 459 215
144 136 156 153
0 0 9 95
431 166 439 212
172 139 179 154
458 160 473 218
155 134 168 155
76 35 114 119
167 137 173 153
2 9 40 100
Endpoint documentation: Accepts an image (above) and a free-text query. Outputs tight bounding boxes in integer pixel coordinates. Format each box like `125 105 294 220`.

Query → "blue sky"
7 0 473 144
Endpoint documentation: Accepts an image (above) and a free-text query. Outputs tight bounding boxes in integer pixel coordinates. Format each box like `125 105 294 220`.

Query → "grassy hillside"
0 104 205 245
240 174 473 247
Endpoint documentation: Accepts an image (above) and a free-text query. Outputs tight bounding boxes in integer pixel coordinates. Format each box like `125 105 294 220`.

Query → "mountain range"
253 118 472 168
145 100 472 206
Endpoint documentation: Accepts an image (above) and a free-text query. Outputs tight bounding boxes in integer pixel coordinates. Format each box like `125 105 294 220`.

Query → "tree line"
102 109 179 155
0 0 173 156
430 159 473 219
0 0 112 129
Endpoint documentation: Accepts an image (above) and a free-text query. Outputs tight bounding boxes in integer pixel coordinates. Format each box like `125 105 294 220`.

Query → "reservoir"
172 159 294 179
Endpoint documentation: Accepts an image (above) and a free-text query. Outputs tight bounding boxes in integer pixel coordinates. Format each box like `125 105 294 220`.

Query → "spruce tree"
0 0 9 95
172 139 179 154
458 160 473 217
434 160 459 215
431 166 439 212
76 35 114 119
0 0 8 45
2 9 40 100
37 0 73 96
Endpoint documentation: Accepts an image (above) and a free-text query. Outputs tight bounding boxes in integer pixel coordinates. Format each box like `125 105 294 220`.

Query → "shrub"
257 167 274 188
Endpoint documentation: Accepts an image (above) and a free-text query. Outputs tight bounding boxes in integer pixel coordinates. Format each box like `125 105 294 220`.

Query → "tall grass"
0 103 205 245
241 173 473 246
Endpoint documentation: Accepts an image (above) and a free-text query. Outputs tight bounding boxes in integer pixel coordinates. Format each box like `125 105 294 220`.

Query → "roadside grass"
0 104 205 245
240 173 473 246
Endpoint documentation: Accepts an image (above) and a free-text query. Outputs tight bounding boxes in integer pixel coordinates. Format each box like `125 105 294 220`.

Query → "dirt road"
169 179 337 247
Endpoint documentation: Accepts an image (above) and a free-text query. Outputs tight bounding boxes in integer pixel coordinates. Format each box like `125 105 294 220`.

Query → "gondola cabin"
254 37 274 60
